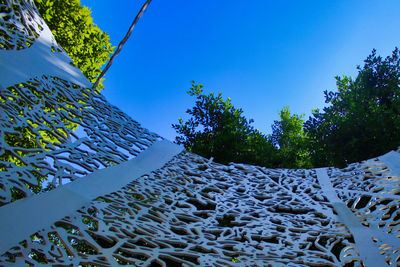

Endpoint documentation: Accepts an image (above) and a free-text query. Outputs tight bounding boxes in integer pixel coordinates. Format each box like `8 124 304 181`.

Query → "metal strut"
92 0 153 91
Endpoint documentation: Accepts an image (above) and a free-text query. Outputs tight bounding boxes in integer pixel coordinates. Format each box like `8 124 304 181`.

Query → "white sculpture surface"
0 1 399 266
0 0 160 205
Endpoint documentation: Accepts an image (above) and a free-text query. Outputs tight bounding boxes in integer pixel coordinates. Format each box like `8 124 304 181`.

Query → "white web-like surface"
0 0 160 205
1 152 399 266
0 1 399 266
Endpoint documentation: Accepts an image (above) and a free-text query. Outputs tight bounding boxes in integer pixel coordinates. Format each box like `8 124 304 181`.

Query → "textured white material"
0 24 91 89
0 1 399 266
316 168 386 267
0 0 161 205
3 151 400 266
328 159 400 266
0 140 183 255
0 153 366 266
0 0 43 50
379 150 400 177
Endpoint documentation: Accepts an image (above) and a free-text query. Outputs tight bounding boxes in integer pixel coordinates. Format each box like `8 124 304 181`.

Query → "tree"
34 0 114 90
305 48 400 167
173 82 277 166
269 107 312 168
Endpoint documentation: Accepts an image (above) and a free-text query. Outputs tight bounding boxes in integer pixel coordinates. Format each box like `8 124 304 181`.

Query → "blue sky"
82 0 400 141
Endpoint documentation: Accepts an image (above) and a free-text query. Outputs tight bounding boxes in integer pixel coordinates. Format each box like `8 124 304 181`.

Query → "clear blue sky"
82 0 400 141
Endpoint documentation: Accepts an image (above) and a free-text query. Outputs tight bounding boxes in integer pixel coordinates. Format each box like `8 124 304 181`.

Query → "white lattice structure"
0 1 399 266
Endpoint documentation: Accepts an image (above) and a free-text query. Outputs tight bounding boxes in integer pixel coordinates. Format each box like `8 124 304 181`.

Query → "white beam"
0 140 183 254
316 168 386 267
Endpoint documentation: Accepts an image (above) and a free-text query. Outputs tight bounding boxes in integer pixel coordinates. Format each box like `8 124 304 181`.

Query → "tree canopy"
305 48 400 167
172 82 278 167
174 48 400 169
34 0 114 89
270 107 312 168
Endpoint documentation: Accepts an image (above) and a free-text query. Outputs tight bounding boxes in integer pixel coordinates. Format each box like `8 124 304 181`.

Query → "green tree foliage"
173 82 277 166
270 107 312 168
305 48 400 167
174 48 400 169
34 0 114 89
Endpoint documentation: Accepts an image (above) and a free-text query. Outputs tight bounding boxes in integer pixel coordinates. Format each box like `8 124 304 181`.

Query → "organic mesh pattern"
329 158 400 265
1 0 399 266
0 75 160 205
0 152 369 266
0 0 44 50
0 0 161 205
